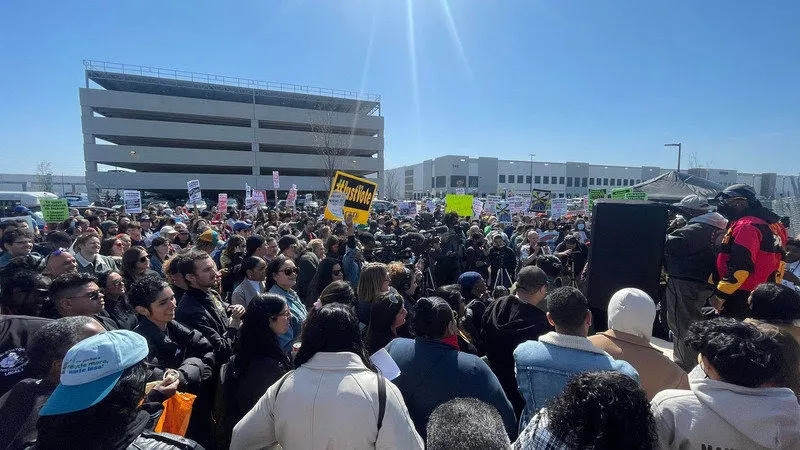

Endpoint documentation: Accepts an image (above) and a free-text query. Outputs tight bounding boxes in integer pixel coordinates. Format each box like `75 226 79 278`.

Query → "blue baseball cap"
39 330 149 416
233 221 253 232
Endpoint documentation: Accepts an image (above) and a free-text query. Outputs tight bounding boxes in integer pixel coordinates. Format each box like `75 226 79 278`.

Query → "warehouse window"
469 176 479 188
559 176 565 185
582 177 588 187
589 178 595 185
517 175 524 183
623 179 629 186
543 176 549 184
508 174 515 183
566 177 573 187
435 176 446 188
534 176 541 184
499 174 505 183
610 179 616 186
526 175 532 184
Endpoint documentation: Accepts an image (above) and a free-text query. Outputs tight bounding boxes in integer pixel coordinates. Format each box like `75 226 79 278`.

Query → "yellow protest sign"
445 194 474 217
323 171 378 225
40 199 69 223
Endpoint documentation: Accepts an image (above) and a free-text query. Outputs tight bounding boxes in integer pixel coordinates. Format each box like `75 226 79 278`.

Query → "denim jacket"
514 331 640 429
342 235 362 287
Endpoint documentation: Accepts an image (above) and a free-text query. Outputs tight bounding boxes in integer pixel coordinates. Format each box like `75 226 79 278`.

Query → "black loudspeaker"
587 200 668 330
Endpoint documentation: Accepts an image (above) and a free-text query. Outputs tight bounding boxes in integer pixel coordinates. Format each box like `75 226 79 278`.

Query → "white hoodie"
651 366 800 449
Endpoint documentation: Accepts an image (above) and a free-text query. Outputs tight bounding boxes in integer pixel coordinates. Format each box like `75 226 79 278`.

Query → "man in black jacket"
488 234 517 289
175 251 244 366
664 195 728 371
482 266 552 419
295 245 320 308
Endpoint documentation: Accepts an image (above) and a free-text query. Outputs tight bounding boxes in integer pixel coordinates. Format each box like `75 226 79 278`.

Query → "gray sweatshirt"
651 367 800 449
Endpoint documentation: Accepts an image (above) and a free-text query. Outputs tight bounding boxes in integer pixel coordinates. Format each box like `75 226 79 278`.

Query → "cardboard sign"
218 193 228 212
323 171 378 225
589 189 607 210
40 199 69 222
472 198 484 217
123 190 142 214
252 190 267 205
455 188 466 195
495 201 512 224
287 184 298 208
485 194 501 213
508 196 526 214
245 183 252 200
445 194 474 217
624 191 648 201
551 198 568 219
187 180 202 202
611 187 632 199
272 171 280 189
530 189 551 212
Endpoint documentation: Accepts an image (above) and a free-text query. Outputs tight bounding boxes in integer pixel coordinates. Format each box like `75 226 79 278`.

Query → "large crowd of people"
0 182 799 449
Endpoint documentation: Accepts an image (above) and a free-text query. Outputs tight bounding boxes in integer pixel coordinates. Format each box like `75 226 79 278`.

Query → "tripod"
492 267 514 290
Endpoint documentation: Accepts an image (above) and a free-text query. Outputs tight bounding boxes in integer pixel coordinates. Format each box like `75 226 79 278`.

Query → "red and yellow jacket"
715 215 787 298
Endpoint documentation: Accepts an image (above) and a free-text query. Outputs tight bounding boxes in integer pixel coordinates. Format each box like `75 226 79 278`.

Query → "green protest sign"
588 189 607 210
611 187 632 199
624 191 648 201
40 199 69 222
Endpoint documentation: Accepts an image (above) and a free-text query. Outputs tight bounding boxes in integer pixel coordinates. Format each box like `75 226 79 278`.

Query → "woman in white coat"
231 303 423 450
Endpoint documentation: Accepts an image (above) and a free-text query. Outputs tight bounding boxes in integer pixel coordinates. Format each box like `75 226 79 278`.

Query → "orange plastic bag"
154 392 197 436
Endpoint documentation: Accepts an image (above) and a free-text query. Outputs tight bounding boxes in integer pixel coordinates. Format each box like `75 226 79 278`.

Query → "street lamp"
664 143 682 173
529 153 536 192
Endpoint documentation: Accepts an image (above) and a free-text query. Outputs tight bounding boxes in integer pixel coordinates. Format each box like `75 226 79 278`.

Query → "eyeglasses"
139 256 149 263
64 290 102 301
332 269 342 276
281 267 299 276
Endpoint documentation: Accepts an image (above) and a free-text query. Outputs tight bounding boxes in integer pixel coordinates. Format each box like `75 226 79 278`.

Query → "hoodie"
481 295 552 417
589 288 689 399
689 211 728 229
651 366 800 450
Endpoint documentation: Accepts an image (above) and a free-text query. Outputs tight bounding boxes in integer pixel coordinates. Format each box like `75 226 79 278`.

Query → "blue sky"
1 1 798 176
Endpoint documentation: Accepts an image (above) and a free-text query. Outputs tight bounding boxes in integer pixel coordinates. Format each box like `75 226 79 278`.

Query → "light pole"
664 143 682 173
529 153 536 193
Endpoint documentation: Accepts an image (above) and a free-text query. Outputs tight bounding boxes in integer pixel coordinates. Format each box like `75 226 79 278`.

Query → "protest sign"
455 188 466 195
40 199 69 223
484 194 501 213
624 191 648 201
508 196 526 214
425 200 434 211
611 187 632 199
326 191 347 219
122 190 142 214
287 185 298 209
218 193 228 212
530 189 551 212
398 202 411 216
252 190 267 205
408 202 417 216
495 201 512 224
187 180 202 203
588 189 607 210
272 171 280 189
323 171 377 225
472 198 484 217
245 183 251 200
551 198 568 219
245 197 258 213
304 193 312 201
445 194 474 217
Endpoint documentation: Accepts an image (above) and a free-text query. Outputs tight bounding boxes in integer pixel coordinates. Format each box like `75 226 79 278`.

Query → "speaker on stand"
586 200 668 332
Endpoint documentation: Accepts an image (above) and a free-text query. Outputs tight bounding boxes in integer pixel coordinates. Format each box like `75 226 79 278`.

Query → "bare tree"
310 107 352 192
687 151 701 169
36 161 54 193
384 170 401 201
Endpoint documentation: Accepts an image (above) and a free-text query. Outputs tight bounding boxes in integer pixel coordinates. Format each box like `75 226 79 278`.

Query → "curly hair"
686 317 784 387
544 371 656 449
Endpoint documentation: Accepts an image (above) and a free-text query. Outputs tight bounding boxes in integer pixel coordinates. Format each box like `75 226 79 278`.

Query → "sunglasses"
332 269 342 276
64 290 102 301
281 267 299 276
139 256 149 263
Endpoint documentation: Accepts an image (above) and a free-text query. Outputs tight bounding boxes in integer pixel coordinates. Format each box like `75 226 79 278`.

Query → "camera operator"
434 212 466 286
465 232 490 280
554 234 588 283
488 234 516 288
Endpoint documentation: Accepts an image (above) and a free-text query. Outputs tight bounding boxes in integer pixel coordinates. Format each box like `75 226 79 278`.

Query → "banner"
123 190 142 214
40 198 69 223
445 194 474 217
551 198 568 219
472 198 484 217
272 171 280 189
611 187 632 199
588 189 607 210
484 194 501 213
187 180 202 203
252 190 267 205
624 191 648 201
530 189 551 212
323 171 378 225
495 201 512 224
218 193 228 212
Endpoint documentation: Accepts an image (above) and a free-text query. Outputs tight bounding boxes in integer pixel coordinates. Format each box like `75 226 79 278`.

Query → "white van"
0 191 59 229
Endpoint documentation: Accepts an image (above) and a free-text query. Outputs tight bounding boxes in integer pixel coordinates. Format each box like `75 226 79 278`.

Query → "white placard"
484 194 501 213
455 188 466 195
551 197 568 219
472 198 484 217
218 193 228 212
245 183 251 199
187 179 202 202
123 190 142 214
327 191 347 219
272 171 280 189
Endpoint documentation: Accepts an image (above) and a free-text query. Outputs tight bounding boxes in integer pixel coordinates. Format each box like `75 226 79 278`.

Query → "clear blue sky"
1 1 798 176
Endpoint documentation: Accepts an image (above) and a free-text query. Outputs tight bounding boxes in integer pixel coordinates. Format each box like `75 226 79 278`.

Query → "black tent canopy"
631 171 724 203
